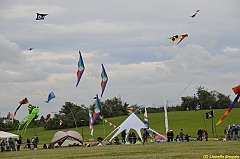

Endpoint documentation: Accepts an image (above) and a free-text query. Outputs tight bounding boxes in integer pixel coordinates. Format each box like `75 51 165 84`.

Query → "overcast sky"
0 0 240 120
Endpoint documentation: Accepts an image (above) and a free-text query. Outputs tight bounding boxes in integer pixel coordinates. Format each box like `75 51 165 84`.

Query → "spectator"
224 127 228 140
121 130 126 143
197 128 204 141
26 138 31 149
43 144 47 149
35 136 39 148
167 130 171 142
170 130 174 141
9 137 15 151
5 139 10 151
203 130 208 141
179 129 184 142
142 128 150 145
0 138 5 152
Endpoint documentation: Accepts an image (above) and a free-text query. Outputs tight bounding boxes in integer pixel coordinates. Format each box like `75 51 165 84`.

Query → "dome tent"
51 130 83 147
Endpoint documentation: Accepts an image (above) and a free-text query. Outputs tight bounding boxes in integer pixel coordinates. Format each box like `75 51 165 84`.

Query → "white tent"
51 130 83 147
0 131 19 139
105 113 164 142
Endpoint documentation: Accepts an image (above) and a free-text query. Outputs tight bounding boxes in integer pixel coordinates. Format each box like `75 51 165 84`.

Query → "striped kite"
14 98 29 117
89 110 94 136
100 64 108 97
76 51 85 87
216 85 240 125
166 34 188 46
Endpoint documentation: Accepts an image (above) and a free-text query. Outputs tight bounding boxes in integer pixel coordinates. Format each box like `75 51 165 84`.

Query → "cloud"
0 34 26 64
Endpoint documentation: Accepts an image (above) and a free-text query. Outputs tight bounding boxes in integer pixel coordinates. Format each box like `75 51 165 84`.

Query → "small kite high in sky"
14 98 29 117
76 51 85 87
216 85 240 125
100 64 108 98
166 34 188 46
28 48 34 51
36 13 48 20
190 9 200 18
45 91 55 103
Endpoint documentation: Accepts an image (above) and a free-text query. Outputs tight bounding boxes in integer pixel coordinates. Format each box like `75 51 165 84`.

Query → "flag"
205 110 214 119
144 107 149 128
100 64 108 97
36 13 48 20
92 94 101 124
76 51 85 87
58 119 63 129
45 91 55 103
89 110 93 136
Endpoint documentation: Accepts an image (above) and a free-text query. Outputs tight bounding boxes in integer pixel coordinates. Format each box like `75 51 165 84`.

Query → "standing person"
179 129 184 142
35 136 39 148
26 138 31 149
170 130 174 142
5 139 10 151
142 128 150 145
31 137 35 149
224 127 228 140
203 130 208 141
9 137 15 151
0 138 5 152
197 128 203 141
121 130 126 144
167 130 171 142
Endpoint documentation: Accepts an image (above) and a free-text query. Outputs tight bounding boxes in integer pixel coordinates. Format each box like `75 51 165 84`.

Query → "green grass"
1 141 240 159
10 108 240 144
2 108 239 159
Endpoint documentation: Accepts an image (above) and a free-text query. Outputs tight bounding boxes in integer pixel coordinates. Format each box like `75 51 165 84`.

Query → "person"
0 138 5 152
224 127 228 140
32 137 36 149
5 139 10 151
179 129 184 142
35 136 39 148
203 130 208 141
121 130 126 143
114 137 119 145
26 138 31 149
14 139 19 151
143 128 150 145
43 144 47 149
9 137 15 151
170 130 174 141
167 130 171 142
197 128 203 141
185 134 191 142
17 136 22 151
131 132 137 144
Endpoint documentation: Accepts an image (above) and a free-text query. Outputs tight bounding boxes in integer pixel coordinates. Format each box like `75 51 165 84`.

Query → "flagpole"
211 114 214 135
203 112 206 131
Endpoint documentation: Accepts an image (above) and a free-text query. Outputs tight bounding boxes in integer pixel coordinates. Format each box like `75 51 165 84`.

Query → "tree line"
1 86 239 131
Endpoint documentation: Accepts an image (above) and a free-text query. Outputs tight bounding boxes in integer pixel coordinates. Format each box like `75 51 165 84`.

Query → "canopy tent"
51 130 83 147
104 113 165 142
0 131 19 139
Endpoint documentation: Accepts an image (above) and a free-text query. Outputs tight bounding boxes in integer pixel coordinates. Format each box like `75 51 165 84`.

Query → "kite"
36 13 48 20
126 105 134 114
45 91 55 103
16 107 40 136
76 51 85 87
100 64 108 98
28 48 34 51
89 110 94 136
166 34 188 46
216 85 240 125
14 98 29 117
45 114 51 123
58 119 63 129
190 10 201 18
92 94 101 124
144 107 149 128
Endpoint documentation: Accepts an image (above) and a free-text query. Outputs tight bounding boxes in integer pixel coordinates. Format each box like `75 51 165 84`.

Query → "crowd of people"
0 136 40 152
224 125 239 140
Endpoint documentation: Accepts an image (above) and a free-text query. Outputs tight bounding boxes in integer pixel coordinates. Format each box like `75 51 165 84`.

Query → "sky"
0 0 240 120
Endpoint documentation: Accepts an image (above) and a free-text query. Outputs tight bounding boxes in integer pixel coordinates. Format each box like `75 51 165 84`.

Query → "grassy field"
12 108 239 143
1 141 239 159
1 108 239 158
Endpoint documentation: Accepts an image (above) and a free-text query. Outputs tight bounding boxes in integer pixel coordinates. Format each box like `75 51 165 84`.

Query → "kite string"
168 75 197 103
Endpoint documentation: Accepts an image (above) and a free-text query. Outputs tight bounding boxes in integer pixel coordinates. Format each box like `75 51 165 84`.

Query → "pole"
81 120 84 142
